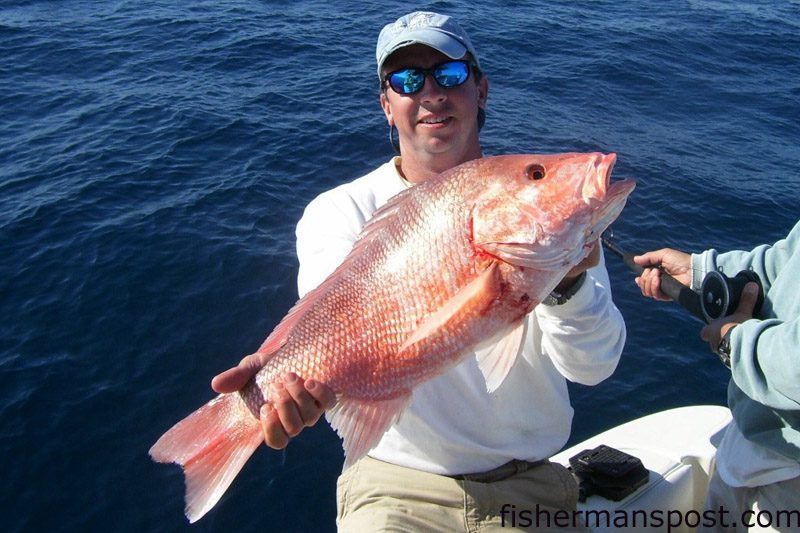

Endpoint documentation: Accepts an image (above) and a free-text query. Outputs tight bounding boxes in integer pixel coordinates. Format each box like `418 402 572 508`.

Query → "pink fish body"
150 152 635 522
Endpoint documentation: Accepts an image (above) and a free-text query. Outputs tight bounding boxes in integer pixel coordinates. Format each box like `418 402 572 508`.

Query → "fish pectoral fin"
399 262 502 353
473 318 527 393
328 393 411 468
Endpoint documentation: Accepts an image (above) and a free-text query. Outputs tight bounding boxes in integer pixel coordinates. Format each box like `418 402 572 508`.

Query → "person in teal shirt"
635 220 800 532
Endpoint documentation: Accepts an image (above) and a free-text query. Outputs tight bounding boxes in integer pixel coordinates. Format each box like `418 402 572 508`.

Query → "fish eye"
525 163 546 181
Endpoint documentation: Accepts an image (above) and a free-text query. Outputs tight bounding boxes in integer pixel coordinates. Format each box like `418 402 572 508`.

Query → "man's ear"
380 91 394 125
477 75 489 109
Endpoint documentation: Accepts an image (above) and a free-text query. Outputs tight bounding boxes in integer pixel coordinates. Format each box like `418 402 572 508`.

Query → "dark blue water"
2 1 798 531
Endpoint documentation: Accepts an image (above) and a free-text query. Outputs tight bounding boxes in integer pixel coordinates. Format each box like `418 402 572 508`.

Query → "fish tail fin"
149 393 263 523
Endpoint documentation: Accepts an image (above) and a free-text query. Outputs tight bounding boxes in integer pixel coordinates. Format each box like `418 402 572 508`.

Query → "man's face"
380 44 488 163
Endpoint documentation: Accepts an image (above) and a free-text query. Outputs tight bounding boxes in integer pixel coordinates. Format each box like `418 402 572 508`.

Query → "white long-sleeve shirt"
296 157 626 475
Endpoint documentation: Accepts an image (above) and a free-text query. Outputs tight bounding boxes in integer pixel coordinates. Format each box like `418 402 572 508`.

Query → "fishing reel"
600 232 765 324
700 270 764 323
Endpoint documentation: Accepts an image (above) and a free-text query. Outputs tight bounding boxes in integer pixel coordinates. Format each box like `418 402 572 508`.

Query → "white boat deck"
552 405 732 532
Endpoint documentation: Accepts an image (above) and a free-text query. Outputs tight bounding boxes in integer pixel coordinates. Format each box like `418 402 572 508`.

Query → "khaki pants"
336 456 586 532
699 471 800 532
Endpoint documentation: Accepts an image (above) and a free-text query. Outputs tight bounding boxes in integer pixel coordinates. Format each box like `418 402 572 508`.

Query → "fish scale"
150 152 635 522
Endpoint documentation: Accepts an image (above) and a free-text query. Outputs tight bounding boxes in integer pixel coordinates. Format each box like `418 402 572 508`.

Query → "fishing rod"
601 232 706 322
601 232 764 324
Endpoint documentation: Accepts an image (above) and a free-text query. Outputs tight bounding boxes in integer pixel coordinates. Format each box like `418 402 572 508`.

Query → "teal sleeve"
694 220 800 411
729 317 800 411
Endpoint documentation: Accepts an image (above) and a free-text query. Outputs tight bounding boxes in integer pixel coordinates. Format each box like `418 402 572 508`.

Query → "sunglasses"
383 60 474 95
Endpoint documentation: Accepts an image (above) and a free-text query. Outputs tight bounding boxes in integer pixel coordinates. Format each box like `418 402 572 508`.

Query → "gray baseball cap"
376 11 480 77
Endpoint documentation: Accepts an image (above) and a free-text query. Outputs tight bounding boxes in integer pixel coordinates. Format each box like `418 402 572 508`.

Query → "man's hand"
211 352 265 393
633 248 692 301
700 281 759 353
211 355 336 449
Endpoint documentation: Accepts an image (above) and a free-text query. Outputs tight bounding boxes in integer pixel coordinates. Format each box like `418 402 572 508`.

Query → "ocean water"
1 1 798 531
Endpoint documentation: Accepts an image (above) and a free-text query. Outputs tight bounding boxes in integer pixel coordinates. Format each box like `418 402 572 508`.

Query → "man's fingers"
217 367 335 449
563 242 599 280
736 282 759 315
256 375 335 449
281 374 335 427
211 366 248 393
700 322 721 352
211 354 261 393
633 250 665 268
281 373 320 427
306 379 337 411
636 268 670 301
698 281 760 354
585 241 600 268
271 381 305 438
649 270 668 301
260 404 290 449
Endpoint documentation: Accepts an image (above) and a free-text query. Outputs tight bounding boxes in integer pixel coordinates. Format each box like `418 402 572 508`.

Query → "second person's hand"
633 248 692 301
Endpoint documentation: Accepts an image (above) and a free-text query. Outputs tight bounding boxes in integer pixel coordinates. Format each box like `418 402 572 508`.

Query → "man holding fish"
206 11 628 530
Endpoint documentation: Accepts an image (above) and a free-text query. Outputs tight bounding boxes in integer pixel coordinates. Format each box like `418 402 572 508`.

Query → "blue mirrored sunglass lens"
434 62 469 87
389 70 425 94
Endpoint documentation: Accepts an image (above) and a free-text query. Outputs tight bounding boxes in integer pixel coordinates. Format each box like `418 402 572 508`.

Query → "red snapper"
150 152 636 522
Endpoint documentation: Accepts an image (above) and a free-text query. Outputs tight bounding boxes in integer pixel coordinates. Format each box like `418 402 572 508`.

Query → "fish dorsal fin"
255 299 310 356
327 393 411 468
256 189 418 358
360 185 416 236
338 186 418 268
473 318 527 393
399 262 502 352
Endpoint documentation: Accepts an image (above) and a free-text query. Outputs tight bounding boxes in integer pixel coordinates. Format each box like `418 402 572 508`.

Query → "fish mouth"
576 152 636 246
582 152 616 203
582 152 636 212
589 181 636 244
